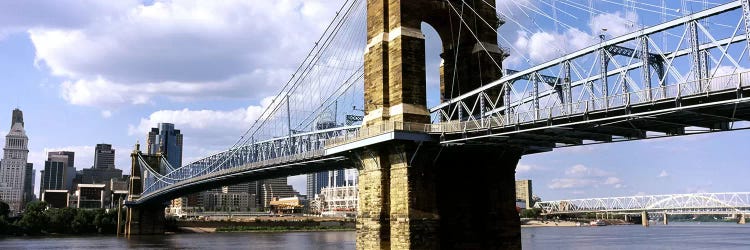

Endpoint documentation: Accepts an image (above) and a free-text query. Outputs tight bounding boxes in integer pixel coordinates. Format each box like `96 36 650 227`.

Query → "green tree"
47 207 77 233
15 201 49 235
72 209 98 234
0 200 9 219
521 208 542 218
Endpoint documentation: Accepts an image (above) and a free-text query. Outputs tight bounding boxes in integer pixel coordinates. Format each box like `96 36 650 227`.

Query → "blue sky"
0 0 747 201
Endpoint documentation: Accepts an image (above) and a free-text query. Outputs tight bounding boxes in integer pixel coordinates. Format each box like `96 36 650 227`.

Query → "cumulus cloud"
507 11 639 66
0 0 140 37
127 96 274 149
548 178 595 189
658 170 669 178
516 164 545 173
549 164 624 190
15 0 342 107
564 164 611 177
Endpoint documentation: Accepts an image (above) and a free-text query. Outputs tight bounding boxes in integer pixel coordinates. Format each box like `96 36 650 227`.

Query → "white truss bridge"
534 192 750 215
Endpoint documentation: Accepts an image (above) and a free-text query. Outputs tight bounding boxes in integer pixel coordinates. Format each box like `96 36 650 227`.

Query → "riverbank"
174 217 355 233
521 219 631 227
522 220 578 227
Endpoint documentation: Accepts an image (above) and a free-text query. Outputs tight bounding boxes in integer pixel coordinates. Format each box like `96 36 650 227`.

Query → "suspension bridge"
124 0 750 249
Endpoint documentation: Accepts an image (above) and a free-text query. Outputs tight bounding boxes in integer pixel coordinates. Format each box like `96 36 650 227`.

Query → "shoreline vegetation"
214 225 354 233
0 201 119 236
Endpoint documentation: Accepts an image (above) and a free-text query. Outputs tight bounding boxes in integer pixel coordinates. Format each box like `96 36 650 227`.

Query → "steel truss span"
431 0 750 151
534 192 750 215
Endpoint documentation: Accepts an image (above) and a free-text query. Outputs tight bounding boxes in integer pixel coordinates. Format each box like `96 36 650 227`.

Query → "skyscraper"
47 151 75 190
94 144 115 169
146 123 192 211
0 109 29 213
23 163 34 206
80 145 122 187
41 152 74 193
147 123 183 168
306 169 346 198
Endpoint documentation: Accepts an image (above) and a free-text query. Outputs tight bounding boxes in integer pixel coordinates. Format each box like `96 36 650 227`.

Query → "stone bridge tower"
364 0 505 125
358 1 521 249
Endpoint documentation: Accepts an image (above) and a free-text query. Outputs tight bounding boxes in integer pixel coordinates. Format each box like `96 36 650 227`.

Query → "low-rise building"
41 190 69 208
76 184 106 209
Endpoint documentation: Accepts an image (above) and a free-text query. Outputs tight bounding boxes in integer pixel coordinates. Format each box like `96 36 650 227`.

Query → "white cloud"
564 164 611 177
658 170 669 178
548 178 594 189
604 177 622 185
127 96 274 149
590 11 639 39
507 11 639 66
101 110 113 119
18 0 341 107
549 164 624 190
516 164 545 173
0 1 140 38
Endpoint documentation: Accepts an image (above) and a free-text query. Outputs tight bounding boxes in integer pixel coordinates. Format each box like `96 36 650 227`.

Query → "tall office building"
80 144 122 187
93 144 115 169
146 123 194 211
23 163 34 206
0 109 29 213
47 151 75 191
306 170 346 198
147 123 183 168
40 152 74 193
259 177 297 209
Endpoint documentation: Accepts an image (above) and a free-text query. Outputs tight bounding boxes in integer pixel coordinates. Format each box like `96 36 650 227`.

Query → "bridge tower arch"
363 0 505 125
358 1 522 249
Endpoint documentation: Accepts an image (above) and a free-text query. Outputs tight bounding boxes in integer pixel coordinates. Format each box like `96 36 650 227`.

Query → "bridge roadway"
128 70 750 206
534 192 750 216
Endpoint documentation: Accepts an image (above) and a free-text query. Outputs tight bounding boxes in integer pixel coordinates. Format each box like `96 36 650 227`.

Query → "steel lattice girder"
534 192 750 214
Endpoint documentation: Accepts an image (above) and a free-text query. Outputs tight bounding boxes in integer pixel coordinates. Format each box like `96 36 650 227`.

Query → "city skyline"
0 1 749 202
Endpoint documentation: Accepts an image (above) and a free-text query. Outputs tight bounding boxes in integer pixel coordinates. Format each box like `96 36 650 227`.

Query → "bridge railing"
324 121 430 148
429 71 750 134
139 126 359 196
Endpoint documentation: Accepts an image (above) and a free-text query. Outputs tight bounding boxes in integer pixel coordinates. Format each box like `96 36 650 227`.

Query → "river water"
1 223 748 249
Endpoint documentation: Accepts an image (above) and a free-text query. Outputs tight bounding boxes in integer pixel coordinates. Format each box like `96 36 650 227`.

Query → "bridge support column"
125 203 166 236
356 144 523 249
624 214 629 223
641 211 649 227
740 214 746 224
356 148 392 249
663 212 668 225
434 146 523 249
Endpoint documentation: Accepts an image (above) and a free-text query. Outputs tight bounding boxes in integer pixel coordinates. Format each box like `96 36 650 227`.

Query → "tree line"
0 201 121 236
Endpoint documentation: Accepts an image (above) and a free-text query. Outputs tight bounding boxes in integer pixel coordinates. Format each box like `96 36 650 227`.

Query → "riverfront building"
0 109 29 213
